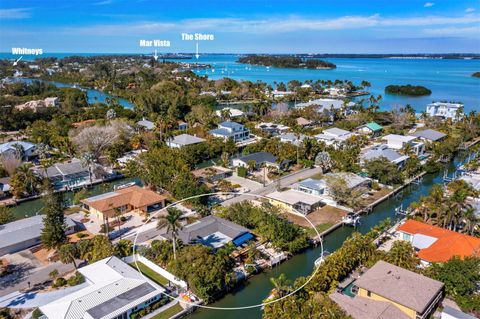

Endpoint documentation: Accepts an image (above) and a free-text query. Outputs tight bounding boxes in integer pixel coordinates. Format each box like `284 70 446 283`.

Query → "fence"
123 254 188 289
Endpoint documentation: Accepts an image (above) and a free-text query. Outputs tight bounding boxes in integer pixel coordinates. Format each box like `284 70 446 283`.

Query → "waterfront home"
40 256 166 319
360 144 410 168
81 185 167 219
459 172 480 191
279 132 306 146
136 118 155 130
166 133 205 148
266 189 325 215
192 166 233 183
0 141 36 161
271 90 295 98
396 220 480 265
34 158 92 188
14 97 59 112
0 215 76 256
315 127 354 147
382 134 425 156
215 107 245 118
426 102 463 120
356 122 383 137
116 149 146 167
163 215 253 249
412 129 447 143
296 173 369 206
231 152 278 169
332 260 444 319
255 122 290 135
209 121 251 143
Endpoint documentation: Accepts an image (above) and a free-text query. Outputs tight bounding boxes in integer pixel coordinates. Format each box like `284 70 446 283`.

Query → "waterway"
188 155 468 319
10 177 140 219
4 54 479 112
10 77 134 109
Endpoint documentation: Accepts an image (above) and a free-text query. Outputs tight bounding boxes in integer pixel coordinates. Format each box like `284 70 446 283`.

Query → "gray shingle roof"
354 261 443 313
236 152 277 164
167 215 250 246
0 215 76 250
169 134 205 146
361 145 409 164
330 292 410 319
219 121 244 130
412 129 446 141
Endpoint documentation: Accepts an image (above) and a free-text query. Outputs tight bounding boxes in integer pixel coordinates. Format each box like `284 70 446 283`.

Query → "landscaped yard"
305 222 335 237
129 261 170 286
151 303 184 319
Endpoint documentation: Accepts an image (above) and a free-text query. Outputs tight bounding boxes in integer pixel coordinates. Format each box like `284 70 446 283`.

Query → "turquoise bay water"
186 55 480 112
2 53 478 112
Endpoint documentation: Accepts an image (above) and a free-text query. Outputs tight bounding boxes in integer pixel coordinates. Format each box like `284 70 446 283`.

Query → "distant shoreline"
0 52 479 60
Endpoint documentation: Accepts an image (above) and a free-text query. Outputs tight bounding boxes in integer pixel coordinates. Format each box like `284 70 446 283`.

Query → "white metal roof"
267 189 324 206
40 256 165 319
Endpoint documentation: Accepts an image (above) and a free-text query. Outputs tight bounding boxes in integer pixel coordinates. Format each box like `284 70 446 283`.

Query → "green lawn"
129 261 170 286
306 222 335 237
151 303 184 319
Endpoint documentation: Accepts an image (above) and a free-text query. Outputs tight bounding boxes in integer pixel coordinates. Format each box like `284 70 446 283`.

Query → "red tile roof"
397 220 480 262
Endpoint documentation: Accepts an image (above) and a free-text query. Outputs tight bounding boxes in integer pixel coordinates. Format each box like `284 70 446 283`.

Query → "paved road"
221 166 323 206
0 260 76 298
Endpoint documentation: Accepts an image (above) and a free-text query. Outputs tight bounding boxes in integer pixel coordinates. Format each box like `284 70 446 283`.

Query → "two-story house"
382 134 425 156
426 102 463 120
209 121 251 142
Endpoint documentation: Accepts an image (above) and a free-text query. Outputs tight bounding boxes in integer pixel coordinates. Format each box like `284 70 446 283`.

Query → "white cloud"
423 25 480 36
94 0 114 5
59 14 480 36
465 8 476 13
424 2 435 8
0 8 31 19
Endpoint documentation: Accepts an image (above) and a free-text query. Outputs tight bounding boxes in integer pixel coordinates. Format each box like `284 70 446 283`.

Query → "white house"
209 121 250 143
166 134 205 148
315 127 354 147
279 132 306 146
382 134 425 156
0 141 36 161
136 118 155 130
255 122 290 135
426 102 463 120
215 107 244 118
40 256 166 319
361 144 410 168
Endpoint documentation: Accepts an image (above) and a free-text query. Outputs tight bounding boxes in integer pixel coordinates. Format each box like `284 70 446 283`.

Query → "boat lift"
394 204 407 217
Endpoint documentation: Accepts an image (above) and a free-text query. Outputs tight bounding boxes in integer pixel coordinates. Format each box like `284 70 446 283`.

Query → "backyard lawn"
129 261 170 286
151 303 184 319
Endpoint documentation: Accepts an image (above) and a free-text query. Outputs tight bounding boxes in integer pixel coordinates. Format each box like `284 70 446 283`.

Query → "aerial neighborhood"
0 53 479 319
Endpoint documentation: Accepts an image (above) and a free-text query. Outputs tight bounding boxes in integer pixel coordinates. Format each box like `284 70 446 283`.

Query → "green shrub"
53 277 67 288
32 308 43 319
67 272 85 286
76 232 88 238
237 166 247 177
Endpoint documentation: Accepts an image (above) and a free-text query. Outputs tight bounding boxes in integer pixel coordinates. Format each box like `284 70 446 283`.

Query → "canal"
188 157 465 319
11 177 140 219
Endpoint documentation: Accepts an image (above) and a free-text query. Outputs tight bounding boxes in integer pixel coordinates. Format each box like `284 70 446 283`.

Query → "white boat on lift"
314 251 331 267
342 212 360 226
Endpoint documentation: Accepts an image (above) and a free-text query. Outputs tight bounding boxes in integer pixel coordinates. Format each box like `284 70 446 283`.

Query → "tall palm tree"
269 273 292 298
81 152 96 185
156 207 184 260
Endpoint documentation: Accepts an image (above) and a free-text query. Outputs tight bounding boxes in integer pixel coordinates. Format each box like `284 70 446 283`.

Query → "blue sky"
0 0 479 53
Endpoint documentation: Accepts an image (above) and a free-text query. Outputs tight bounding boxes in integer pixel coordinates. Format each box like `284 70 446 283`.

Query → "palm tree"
81 152 96 185
156 207 184 260
14 163 40 196
269 273 292 298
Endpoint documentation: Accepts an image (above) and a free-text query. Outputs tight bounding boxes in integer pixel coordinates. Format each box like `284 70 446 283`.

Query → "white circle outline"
132 191 323 310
